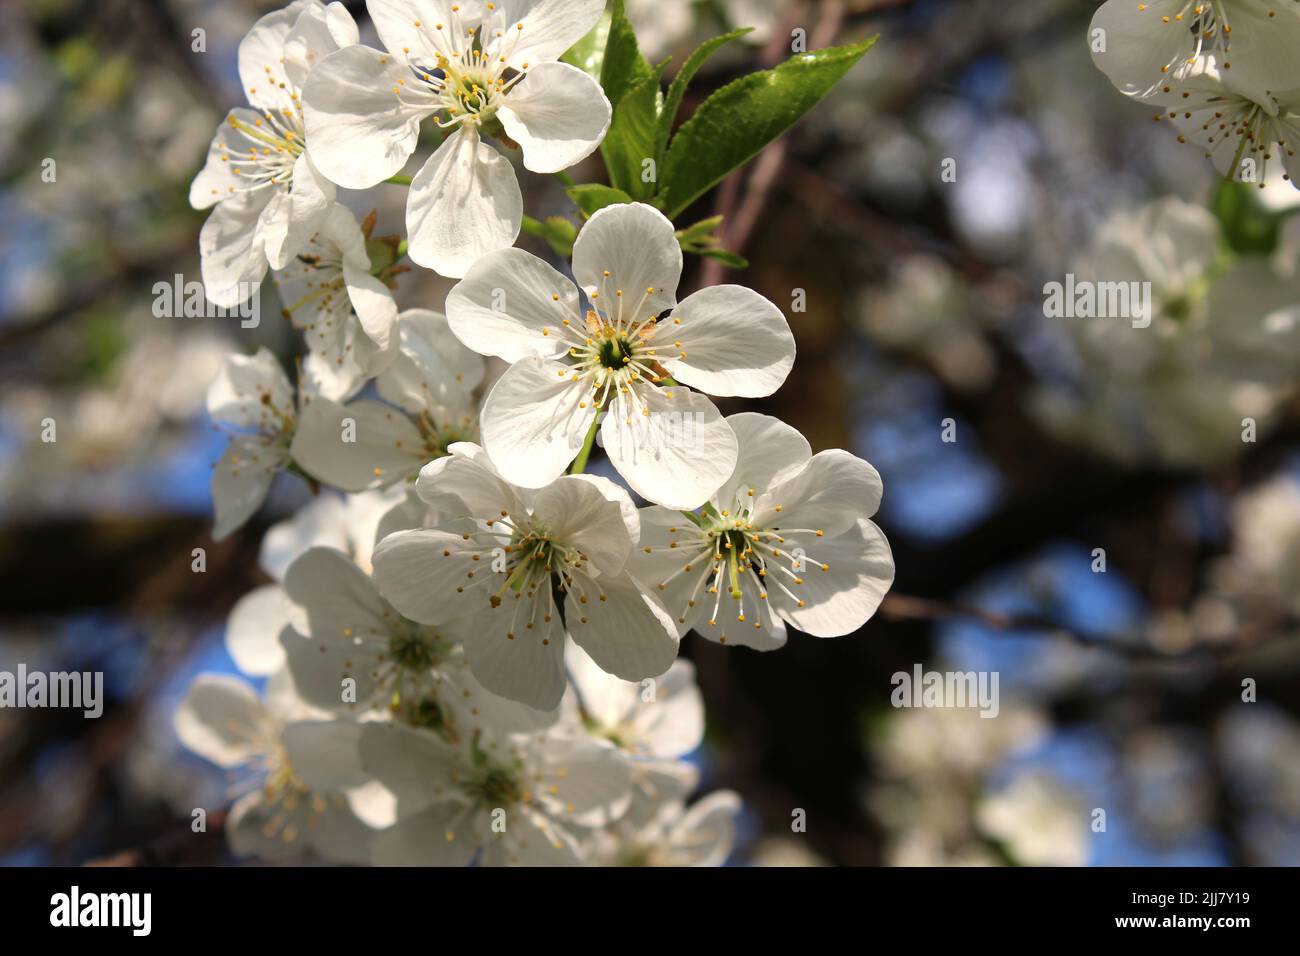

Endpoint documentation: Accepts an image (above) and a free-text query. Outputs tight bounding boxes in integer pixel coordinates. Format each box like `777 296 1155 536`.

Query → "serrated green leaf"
599 0 654 116
655 29 752 167
601 67 665 201
567 183 635 217
562 10 613 80
658 35 879 219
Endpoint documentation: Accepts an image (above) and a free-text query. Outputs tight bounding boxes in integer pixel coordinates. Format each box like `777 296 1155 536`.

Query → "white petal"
445 247 579 362
358 721 458 812
377 308 487 413
189 108 266 210
282 1 360 90
499 61 611 173
280 719 369 791
533 734 633 825
199 193 271 308
572 202 682 316
756 448 885 538
490 0 606 71
175 674 270 768
342 261 399 356
238 2 305 112
1088 0 1203 101
212 435 288 541
290 397 426 491
369 0 465 64
668 790 741 866
371 528 482 625
302 44 430 189
284 546 392 642
480 356 597 488
714 412 811 513
565 571 679 683
462 589 568 709
632 658 704 759
531 475 634 575
226 584 295 676
625 506 713 637
601 386 737 510
406 127 523 278
206 347 295 427
265 155 335 270
769 518 894 637
665 285 795 398
372 805 479 865
259 493 351 580
413 443 525 520
563 640 641 728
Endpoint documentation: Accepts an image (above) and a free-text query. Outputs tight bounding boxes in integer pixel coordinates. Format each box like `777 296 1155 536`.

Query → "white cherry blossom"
190 1 357 305
272 203 400 400
175 671 375 863
445 202 795 508
302 0 611 276
359 718 631 865
586 790 742 867
289 309 483 492
563 644 704 822
630 413 895 650
371 442 680 709
279 545 555 732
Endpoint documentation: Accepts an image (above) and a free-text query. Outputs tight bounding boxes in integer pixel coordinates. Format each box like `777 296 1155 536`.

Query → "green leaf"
698 247 749 269
658 35 879 219
654 29 752 167
601 67 665 201
566 183 635 217
562 10 613 80
521 214 578 258
674 214 725 244
599 0 654 115
1211 178 1284 255
675 215 747 267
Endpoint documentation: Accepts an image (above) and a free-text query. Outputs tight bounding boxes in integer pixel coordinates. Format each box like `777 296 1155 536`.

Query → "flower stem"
386 174 413 186
569 416 601 475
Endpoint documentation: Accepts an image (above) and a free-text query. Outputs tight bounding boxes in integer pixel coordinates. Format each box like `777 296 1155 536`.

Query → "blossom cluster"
175 0 893 865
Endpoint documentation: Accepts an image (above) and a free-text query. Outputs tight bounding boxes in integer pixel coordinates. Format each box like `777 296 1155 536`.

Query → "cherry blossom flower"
289 309 483 492
175 672 376 863
302 0 611 276
445 202 795 508
278 545 555 732
630 413 895 649
358 718 631 865
586 790 742 867
272 203 400 400
190 1 358 305
563 644 704 821
371 443 680 709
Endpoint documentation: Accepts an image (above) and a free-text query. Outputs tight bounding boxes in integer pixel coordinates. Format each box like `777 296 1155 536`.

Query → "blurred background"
2 0 1299 866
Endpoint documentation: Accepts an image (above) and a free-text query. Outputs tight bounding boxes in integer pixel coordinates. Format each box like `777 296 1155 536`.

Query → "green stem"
520 214 547 237
386 174 413 186
569 416 602 474
554 170 576 188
